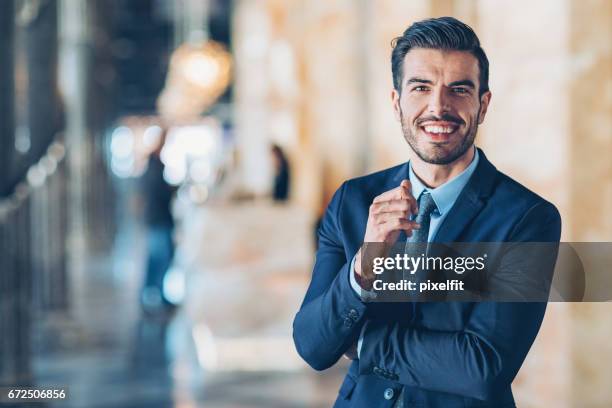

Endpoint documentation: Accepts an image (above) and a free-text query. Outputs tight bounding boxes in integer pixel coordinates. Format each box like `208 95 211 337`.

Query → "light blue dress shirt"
350 148 480 356
408 147 480 241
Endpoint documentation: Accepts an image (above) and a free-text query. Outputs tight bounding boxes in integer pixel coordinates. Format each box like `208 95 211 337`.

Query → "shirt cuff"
349 254 377 300
349 255 362 294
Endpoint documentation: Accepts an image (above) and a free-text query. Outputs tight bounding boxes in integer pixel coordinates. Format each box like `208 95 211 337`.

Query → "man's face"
392 48 491 165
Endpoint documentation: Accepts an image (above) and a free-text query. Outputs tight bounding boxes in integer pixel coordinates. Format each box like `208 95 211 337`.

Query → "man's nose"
427 88 449 116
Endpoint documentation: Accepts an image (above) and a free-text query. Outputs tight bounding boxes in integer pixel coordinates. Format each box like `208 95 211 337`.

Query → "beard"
400 109 479 165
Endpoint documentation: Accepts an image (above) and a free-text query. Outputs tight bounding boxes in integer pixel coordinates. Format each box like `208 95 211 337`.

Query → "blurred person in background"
271 143 291 201
140 127 176 315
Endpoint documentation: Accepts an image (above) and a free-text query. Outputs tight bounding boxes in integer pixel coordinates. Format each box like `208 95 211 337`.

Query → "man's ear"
391 89 401 122
477 91 492 124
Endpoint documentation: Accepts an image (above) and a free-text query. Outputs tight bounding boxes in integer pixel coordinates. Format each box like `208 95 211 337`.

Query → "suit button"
348 309 359 320
383 388 394 400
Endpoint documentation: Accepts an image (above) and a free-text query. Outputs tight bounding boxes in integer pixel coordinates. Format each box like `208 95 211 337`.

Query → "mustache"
415 114 464 126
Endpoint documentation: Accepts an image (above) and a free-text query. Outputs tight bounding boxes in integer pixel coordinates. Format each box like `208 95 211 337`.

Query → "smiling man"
293 17 561 407
397 47 487 169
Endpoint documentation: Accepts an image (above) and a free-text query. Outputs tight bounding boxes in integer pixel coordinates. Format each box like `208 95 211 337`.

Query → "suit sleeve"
358 201 561 400
292 182 368 371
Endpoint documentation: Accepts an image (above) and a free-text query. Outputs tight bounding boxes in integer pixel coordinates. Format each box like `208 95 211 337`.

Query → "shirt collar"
409 148 480 216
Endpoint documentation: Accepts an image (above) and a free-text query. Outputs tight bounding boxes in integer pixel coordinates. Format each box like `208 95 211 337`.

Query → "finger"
380 218 421 233
370 198 417 215
399 179 412 199
372 188 401 204
373 211 412 224
372 179 412 203
400 179 412 193
372 180 410 203
371 196 418 216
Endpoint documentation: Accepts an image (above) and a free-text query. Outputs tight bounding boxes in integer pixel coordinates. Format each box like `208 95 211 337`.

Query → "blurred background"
0 0 610 407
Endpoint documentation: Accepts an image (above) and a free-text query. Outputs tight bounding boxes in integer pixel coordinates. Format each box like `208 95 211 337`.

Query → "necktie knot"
416 192 437 223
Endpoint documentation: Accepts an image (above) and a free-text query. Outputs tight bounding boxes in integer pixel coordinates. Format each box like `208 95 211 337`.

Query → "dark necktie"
410 191 438 243
402 191 438 264
395 192 437 408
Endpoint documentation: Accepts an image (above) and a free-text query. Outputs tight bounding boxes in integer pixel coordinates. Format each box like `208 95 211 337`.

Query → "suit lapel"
377 151 497 243
389 161 410 188
432 148 497 243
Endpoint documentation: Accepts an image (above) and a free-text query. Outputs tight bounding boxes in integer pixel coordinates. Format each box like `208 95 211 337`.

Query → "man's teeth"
423 125 456 134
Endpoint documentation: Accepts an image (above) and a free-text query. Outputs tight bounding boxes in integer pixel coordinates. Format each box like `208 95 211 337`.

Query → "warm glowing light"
157 41 232 121
182 53 221 88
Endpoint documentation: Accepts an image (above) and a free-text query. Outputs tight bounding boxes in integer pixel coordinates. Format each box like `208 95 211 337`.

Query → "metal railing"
0 139 68 385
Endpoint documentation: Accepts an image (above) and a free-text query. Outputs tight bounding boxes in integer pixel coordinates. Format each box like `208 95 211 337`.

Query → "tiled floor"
31 203 345 407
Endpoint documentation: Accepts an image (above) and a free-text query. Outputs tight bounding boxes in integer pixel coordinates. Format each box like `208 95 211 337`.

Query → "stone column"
0 0 34 386
365 0 429 171
233 0 275 198
59 0 90 315
567 0 612 406
23 0 69 313
298 0 370 202
26 0 61 161
568 0 612 241
233 0 348 212
83 0 116 253
0 0 15 197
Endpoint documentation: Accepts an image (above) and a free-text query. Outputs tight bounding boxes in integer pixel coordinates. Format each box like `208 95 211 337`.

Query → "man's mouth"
419 122 460 141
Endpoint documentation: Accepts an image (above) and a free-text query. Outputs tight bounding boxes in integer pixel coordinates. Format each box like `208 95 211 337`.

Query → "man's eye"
452 87 468 94
413 86 429 92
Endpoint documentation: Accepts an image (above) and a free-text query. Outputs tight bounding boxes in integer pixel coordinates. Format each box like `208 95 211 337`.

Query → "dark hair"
391 17 489 96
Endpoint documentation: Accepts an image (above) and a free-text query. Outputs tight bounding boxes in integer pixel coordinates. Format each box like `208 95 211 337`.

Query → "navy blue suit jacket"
293 149 561 407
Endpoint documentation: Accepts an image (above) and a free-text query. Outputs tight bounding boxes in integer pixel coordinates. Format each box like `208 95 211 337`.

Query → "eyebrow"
404 77 476 89
447 79 476 88
405 77 433 85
